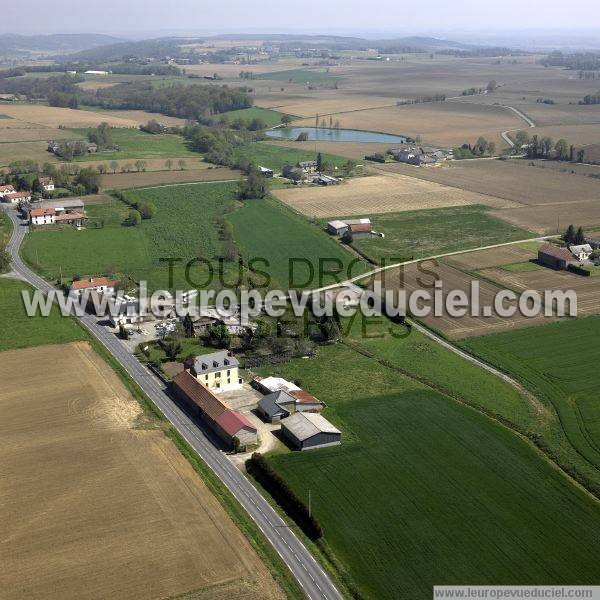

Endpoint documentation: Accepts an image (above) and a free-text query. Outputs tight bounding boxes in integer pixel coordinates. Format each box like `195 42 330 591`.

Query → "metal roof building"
280 412 341 451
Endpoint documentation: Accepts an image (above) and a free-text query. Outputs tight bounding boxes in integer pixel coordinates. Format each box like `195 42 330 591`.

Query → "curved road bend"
3 207 342 600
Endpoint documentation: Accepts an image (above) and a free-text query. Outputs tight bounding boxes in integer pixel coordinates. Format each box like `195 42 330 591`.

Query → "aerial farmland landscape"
2 2 600 600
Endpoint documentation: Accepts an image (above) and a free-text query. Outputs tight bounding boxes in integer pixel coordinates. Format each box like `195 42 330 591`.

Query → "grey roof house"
257 391 296 422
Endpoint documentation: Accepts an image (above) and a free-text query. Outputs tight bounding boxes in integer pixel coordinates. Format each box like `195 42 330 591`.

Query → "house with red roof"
0 184 16 198
68 277 117 298
4 191 31 204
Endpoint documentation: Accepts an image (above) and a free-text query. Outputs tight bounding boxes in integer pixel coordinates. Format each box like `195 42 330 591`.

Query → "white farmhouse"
570 244 593 261
30 208 56 225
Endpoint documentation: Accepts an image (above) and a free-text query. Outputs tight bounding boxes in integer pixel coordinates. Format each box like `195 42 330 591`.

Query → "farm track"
2 206 343 600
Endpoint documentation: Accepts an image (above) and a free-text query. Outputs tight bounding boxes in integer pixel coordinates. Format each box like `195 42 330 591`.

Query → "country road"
2 206 343 600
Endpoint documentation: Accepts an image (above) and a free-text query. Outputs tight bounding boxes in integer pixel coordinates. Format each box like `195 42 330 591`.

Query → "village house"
29 206 86 227
29 208 55 225
68 277 117 299
569 244 593 261
185 350 242 392
171 370 257 448
39 177 55 192
4 191 31 204
0 184 16 198
538 244 576 270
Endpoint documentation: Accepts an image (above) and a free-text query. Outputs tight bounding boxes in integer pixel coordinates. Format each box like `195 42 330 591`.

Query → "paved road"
3 207 343 600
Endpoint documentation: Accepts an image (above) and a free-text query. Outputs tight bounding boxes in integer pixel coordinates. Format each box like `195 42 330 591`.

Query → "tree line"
81 81 252 121
513 131 584 162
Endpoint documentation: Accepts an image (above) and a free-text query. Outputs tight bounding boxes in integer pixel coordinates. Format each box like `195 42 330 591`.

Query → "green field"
234 142 348 173
221 107 291 127
260 342 600 599
343 316 532 427
501 261 543 272
22 182 239 291
348 205 534 263
0 278 85 352
228 197 364 289
461 317 600 476
71 127 199 162
256 68 341 83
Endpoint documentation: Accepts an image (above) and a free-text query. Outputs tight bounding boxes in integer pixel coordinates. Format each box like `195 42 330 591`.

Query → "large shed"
538 244 575 270
280 412 341 451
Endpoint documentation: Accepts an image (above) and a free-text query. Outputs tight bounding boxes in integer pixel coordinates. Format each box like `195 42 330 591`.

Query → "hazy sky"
5 0 600 37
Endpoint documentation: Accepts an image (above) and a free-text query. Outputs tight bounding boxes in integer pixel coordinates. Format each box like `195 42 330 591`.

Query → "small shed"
280 412 341 451
257 391 295 423
327 220 349 236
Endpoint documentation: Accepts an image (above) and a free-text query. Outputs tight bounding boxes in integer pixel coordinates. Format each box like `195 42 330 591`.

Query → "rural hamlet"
3 7 600 600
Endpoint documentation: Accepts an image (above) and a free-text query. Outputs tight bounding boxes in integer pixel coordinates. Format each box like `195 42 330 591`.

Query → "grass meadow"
349 205 534 263
71 127 198 162
227 197 365 289
22 182 240 291
461 316 600 478
233 142 348 173
0 278 85 352
260 341 600 599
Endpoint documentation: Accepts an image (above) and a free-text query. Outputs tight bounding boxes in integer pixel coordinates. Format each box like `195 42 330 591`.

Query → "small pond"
265 126 407 144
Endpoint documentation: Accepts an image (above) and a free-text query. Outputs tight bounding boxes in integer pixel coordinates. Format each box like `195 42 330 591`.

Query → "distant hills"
59 33 489 63
0 34 124 56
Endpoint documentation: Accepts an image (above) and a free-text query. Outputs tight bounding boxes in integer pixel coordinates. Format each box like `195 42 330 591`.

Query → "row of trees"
246 453 323 540
514 131 585 162
563 225 586 245
453 136 497 159
112 190 155 227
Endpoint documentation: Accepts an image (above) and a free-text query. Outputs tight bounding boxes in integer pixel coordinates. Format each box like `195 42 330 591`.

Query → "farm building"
314 174 341 186
253 376 301 395
29 206 86 226
327 220 349 236
0 184 16 198
280 412 341 451
538 244 576 270
258 166 274 177
38 198 86 213
348 222 373 238
69 277 117 298
326 218 371 237
29 208 55 225
185 350 242 392
289 389 324 412
4 191 31 204
569 244 593 261
296 160 318 173
171 370 257 447
257 391 295 423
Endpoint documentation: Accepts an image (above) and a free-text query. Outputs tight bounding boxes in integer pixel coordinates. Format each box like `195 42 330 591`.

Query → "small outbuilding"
327 220 349 236
280 412 341 451
257 390 295 422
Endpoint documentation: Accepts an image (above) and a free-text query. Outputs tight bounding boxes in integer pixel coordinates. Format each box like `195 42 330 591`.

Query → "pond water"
265 126 407 144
